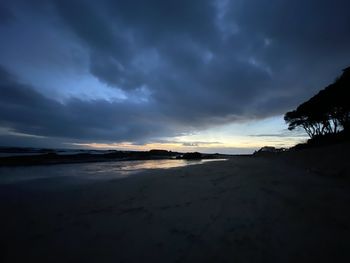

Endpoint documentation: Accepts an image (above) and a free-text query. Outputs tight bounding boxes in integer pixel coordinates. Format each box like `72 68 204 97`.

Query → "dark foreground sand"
1 144 350 263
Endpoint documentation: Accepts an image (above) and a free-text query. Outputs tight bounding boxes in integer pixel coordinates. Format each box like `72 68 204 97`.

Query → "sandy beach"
1 144 349 263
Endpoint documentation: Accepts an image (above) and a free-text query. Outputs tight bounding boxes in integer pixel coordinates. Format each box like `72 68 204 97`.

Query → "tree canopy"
284 67 350 139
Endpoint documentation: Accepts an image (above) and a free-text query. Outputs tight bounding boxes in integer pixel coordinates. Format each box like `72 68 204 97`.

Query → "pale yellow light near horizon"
73 135 303 154
72 116 307 154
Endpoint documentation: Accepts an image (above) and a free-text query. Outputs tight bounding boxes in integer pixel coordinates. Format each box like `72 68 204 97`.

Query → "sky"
0 0 349 154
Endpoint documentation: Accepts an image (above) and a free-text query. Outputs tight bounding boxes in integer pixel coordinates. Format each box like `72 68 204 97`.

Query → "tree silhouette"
284 67 350 139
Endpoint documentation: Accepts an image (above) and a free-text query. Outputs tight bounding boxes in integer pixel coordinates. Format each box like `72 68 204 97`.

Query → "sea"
0 158 226 185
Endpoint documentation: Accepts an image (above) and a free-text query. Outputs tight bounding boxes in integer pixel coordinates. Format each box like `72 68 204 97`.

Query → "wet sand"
1 144 350 262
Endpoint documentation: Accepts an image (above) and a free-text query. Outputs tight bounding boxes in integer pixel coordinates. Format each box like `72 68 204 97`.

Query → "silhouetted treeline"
285 67 350 141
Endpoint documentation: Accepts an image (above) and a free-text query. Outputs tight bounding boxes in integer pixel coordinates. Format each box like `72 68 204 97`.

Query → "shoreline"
0 150 231 167
0 158 229 185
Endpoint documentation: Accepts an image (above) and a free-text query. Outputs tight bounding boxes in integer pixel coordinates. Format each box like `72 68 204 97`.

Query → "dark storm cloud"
0 0 350 145
0 65 181 145
54 0 350 114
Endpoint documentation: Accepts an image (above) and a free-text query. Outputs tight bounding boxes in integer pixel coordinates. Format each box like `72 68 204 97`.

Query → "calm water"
0 159 226 184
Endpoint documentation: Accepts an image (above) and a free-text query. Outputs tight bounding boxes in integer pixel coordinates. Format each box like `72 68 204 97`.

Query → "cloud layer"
0 0 349 147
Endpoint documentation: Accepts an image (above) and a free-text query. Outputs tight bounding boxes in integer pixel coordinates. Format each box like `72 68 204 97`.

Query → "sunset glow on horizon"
70 116 307 154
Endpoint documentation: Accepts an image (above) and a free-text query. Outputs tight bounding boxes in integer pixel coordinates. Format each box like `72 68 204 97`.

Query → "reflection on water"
0 159 227 184
90 159 226 174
